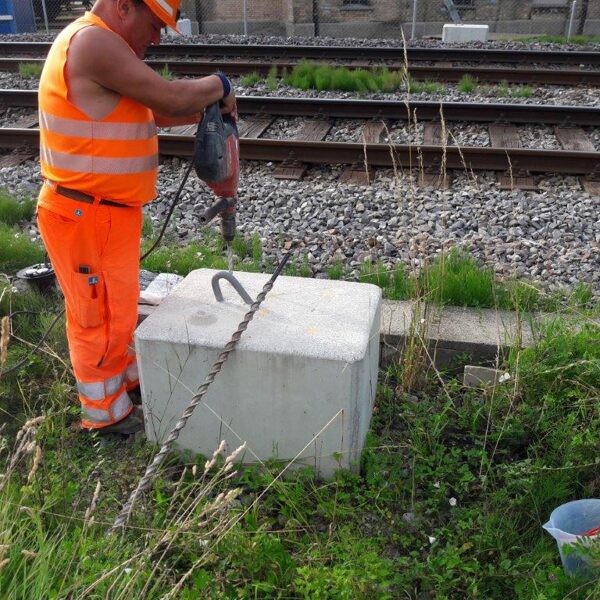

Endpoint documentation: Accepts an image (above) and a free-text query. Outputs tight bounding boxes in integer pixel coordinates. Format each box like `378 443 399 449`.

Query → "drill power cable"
110 250 292 534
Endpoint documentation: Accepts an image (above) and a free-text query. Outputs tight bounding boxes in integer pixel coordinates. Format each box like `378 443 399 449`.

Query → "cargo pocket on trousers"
71 271 106 328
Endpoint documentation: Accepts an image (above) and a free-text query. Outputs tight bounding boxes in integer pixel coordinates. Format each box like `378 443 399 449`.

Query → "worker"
37 0 237 435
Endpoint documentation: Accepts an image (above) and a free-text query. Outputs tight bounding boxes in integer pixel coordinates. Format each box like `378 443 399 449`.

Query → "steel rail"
2 127 597 175
1 41 599 66
3 89 600 125
2 57 599 86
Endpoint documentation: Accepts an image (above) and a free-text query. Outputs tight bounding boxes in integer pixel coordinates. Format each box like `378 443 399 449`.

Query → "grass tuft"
285 61 406 93
0 191 35 226
18 63 43 79
0 223 45 273
240 72 261 87
457 74 477 94
266 65 279 91
158 64 172 80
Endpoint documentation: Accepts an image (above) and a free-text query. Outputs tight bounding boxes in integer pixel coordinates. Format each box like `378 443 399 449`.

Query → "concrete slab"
463 365 508 389
379 300 533 367
135 269 381 478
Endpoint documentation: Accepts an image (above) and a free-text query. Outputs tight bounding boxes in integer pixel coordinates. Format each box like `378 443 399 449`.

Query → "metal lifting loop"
212 271 253 305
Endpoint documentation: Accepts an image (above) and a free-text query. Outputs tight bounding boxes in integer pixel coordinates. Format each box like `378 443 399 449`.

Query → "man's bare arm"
153 112 201 127
68 26 232 117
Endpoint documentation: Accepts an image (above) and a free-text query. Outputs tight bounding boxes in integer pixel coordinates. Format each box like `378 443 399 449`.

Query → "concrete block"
442 23 489 43
463 365 508 388
135 269 381 479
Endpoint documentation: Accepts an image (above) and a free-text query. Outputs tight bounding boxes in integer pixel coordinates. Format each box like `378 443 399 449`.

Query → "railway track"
2 89 600 126
1 41 599 67
1 124 597 178
2 56 598 87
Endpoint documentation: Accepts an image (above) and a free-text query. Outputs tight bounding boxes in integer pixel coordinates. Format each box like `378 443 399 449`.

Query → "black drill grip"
199 197 232 224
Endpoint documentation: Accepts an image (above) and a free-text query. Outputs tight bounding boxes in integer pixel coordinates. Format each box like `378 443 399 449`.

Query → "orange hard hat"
144 0 181 32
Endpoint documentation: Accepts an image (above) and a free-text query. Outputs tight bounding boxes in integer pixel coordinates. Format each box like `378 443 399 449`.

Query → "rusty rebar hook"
211 271 253 305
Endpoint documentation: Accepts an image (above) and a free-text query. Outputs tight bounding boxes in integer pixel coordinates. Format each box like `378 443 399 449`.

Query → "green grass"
457 73 477 94
512 85 533 98
524 34 600 45
355 249 597 312
140 231 264 276
18 62 43 79
284 61 405 93
0 191 35 226
1 280 599 598
407 77 447 95
266 65 279 92
496 81 534 99
129 230 598 314
240 72 261 86
0 223 45 273
158 64 172 80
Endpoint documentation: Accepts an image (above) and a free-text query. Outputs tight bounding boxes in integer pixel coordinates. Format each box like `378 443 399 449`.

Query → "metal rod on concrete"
567 0 577 41
109 251 292 534
411 0 418 41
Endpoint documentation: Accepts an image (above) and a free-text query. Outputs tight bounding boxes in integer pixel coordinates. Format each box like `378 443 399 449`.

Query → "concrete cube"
135 269 381 478
443 24 489 43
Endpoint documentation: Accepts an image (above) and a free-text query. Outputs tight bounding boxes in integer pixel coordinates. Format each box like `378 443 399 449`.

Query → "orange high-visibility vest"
38 12 158 207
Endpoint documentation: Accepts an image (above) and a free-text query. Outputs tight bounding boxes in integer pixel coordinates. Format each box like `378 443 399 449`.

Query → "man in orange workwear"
37 0 237 434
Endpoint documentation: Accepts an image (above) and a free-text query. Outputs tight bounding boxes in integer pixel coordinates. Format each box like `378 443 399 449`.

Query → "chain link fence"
183 0 598 40
1 0 598 39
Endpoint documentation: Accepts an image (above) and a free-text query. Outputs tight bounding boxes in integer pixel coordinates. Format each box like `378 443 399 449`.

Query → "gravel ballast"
1 157 598 297
4 31 598 53
0 32 597 298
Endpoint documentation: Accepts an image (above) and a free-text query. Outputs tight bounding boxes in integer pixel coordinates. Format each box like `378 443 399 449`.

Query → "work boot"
94 406 145 436
128 386 142 406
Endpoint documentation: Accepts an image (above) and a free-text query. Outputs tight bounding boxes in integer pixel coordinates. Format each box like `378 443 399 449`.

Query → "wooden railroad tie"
488 123 536 191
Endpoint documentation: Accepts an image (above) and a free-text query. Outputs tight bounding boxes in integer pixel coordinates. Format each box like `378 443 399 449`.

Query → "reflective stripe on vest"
40 144 159 175
77 371 125 401
39 111 157 141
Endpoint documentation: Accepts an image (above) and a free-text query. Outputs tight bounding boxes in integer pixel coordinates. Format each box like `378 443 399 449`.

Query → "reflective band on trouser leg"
37 194 142 430
80 387 132 429
125 358 139 390
77 371 125 401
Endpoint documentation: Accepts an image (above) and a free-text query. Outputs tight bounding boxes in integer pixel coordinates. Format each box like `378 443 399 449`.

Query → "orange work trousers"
37 185 142 428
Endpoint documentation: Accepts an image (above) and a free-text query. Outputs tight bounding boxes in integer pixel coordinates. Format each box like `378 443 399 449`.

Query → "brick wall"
198 0 597 32
206 0 284 22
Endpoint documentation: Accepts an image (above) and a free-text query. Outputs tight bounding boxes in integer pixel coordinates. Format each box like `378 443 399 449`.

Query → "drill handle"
199 197 234 224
